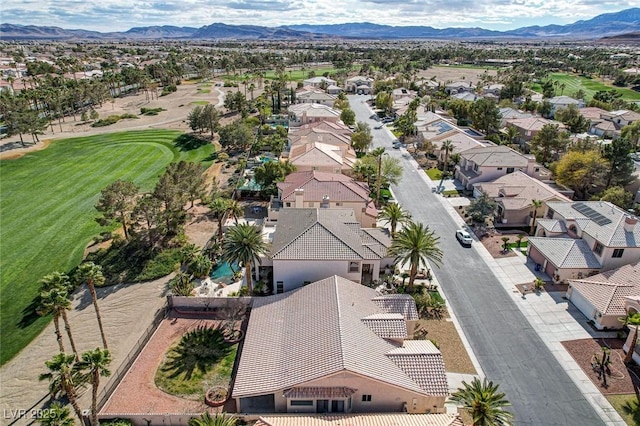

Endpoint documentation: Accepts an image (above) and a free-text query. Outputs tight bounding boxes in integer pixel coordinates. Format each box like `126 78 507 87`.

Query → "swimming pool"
210 261 238 284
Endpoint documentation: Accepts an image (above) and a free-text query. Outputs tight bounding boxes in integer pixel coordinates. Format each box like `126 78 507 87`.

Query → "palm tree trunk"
625 326 638 364
53 316 65 353
91 371 99 426
60 310 78 359
89 282 108 350
218 217 224 240
245 261 253 294
407 262 418 290
64 381 85 424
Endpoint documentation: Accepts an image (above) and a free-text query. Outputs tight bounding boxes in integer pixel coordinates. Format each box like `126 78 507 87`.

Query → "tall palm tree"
388 222 443 290
37 402 74 426
450 377 514 426
221 223 268 294
620 312 640 364
39 353 86 423
75 262 108 350
40 271 74 292
371 147 386 207
189 412 237 426
441 139 454 173
379 203 412 235
76 348 112 426
37 287 78 358
210 197 231 240
529 199 543 236
227 199 243 225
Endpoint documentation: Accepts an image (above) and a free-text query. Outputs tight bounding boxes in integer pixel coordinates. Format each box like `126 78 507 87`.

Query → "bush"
160 85 178 96
137 248 182 281
120 113 139 120
217 152 230 162
140 107 166 116
91 115 121 127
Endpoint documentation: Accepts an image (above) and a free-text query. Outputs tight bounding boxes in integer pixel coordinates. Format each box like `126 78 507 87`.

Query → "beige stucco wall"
274 259 375 292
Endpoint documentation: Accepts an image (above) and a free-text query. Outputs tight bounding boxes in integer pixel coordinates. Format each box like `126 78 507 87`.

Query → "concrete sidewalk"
416 170 626 425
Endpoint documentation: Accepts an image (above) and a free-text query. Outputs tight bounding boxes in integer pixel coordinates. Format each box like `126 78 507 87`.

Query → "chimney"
624 216 638 233
321 195 330 209
294 188 304 208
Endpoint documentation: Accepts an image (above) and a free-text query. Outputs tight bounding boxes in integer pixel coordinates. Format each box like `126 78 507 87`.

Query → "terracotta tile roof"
535 219 568 233
254 413 464 426
255 413 463 426
282 387 356 399
528 237 602 269
278 171 371 203
460 145 533 168
271 209 390 261
570 262 640 316
290 121 352 135
387 341 448 395
232 276 447 399
506 117 560 132
372 295 419 320
362 313 408 339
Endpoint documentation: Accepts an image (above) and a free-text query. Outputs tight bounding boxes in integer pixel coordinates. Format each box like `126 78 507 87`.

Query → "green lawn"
0 130 214 365
219 66 350 83
531 73 640 102
606 394 640 425
426 168 443 180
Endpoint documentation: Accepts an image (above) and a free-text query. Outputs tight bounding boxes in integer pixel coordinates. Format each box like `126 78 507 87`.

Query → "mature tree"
132 193 163 239
530 124 570 165
340 108 356 126
201 104 220 138
188 254 214 278
621 121 640 151
375 91 394 116
351 122 373 154
621 312 640 364
188 105 204 132
37 402 74 426
388 222 443 290
227 199 243 225
209 197 232 241
554 150 608 199
503 126 519 146
333 92 349 111
530 199 543 235
39 353 86 422
221 223 268 294
218 119 254 152
95 180 139 240
554 104 589 133
379 203 412 235
188 412 238 426
602 138 635 189
467 192 498 223
76 348 112 426
440 139 454 173
37 286 77 357
75 262 108 349
450 377 514 426
254 160 295 195
469 98 500 135
537 100 552 118
596 186 635 211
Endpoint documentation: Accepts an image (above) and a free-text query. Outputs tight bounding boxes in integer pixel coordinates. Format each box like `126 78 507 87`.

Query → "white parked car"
455 229 473 246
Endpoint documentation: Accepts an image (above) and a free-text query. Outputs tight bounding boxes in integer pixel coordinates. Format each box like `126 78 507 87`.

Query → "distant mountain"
1 8 639 40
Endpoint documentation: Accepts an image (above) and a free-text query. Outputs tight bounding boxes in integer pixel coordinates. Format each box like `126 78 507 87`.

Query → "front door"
317 400 329 413
331 400 345 413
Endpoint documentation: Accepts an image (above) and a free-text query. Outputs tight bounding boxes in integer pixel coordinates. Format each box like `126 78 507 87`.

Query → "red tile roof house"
253 413 463 426
567 262 640 330
232 275 449 416
268 171 378 227
527 201 640 283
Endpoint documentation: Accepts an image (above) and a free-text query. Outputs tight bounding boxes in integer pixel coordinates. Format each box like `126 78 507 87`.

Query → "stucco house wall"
273 260 370 292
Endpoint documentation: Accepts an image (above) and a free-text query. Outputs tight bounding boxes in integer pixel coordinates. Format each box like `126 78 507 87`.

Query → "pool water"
210 261 238 284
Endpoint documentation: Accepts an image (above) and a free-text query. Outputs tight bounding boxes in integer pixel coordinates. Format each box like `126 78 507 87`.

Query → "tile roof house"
270 209 394 292
289 121 352 137
548 96 585 117
288 141 357 175
528 201 640 282
345 76 374 94
473 171 571 227
445 81 474 95
268 171 378 227
498 107 533 127
567 262 640 330
254 413 463 426
289 104 342 127
454 146 551 191
601 110 640 128
288 126 352 151
303 76 337 88
232 275 448 414
296 86 338 107
504 117 565 147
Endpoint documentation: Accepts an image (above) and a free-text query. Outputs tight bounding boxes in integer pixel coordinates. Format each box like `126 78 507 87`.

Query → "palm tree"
75 262 108 350
37 402 74 426
504 126 519 146
371 147 386 207
529 199 543 236
388 222 443 290
37 287 78 358
210 197 231 240
221 223 268 294
450 377 514 426
441 139 454 173
76 348 112 426
621 312 640 364
189 412 237 426
39 353 86 423
227 199 243 225
40 271 74 292
379 203 411 235
189 254 214 278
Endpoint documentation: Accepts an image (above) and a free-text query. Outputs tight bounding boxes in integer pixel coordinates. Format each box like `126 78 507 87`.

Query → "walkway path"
0 276 171 425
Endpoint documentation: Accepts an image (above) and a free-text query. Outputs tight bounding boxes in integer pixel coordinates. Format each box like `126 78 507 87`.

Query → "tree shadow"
161 325 231 380
174 134 209 151
18 296 42 328
622 398 640 425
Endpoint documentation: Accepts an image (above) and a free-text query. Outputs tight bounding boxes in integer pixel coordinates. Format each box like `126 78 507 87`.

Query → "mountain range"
1 8 638 41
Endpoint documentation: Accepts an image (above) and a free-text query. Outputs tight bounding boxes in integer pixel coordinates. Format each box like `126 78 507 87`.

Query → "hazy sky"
1 1 635 32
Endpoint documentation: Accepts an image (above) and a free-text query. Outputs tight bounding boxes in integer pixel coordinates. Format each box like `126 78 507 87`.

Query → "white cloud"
0 0 634 32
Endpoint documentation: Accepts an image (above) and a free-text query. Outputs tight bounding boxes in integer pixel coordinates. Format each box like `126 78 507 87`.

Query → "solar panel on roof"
573 202 612 226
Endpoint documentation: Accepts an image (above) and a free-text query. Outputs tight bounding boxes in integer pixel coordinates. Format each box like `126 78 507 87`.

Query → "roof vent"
624 216 638 233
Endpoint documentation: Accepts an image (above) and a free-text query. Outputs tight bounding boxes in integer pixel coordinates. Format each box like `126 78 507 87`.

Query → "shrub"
120 113 139 120
140 107 166 116
217 152 230 162
91 115 121 127
160 85 177 96
137 247 182 281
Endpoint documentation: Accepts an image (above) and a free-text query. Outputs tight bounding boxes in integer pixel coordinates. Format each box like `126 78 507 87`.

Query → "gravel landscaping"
417 319 477 375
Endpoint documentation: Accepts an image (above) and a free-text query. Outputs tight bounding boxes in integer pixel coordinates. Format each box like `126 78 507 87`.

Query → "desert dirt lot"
418 65 498 85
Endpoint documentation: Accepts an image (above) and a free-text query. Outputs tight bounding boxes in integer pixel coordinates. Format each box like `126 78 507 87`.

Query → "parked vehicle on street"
455 229 473 246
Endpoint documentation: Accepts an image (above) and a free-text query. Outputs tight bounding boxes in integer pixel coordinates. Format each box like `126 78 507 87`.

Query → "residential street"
348 96 603 425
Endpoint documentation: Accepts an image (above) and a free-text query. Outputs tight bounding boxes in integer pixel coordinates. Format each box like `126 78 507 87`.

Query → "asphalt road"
349 96 603 426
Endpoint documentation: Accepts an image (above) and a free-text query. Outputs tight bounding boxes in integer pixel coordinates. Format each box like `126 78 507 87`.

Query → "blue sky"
0 1 635 32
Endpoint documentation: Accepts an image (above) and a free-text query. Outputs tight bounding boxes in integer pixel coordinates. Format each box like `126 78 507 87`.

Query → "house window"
473 164 479 172
593 242 604 256
362 395 372 402
276 281 284 294
497 167 503 170
535 167 540 172
290 400 314 406
349 262 359 273
506 167 515 174
286 202 291 207
336 202 342 206
613 249 624 258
